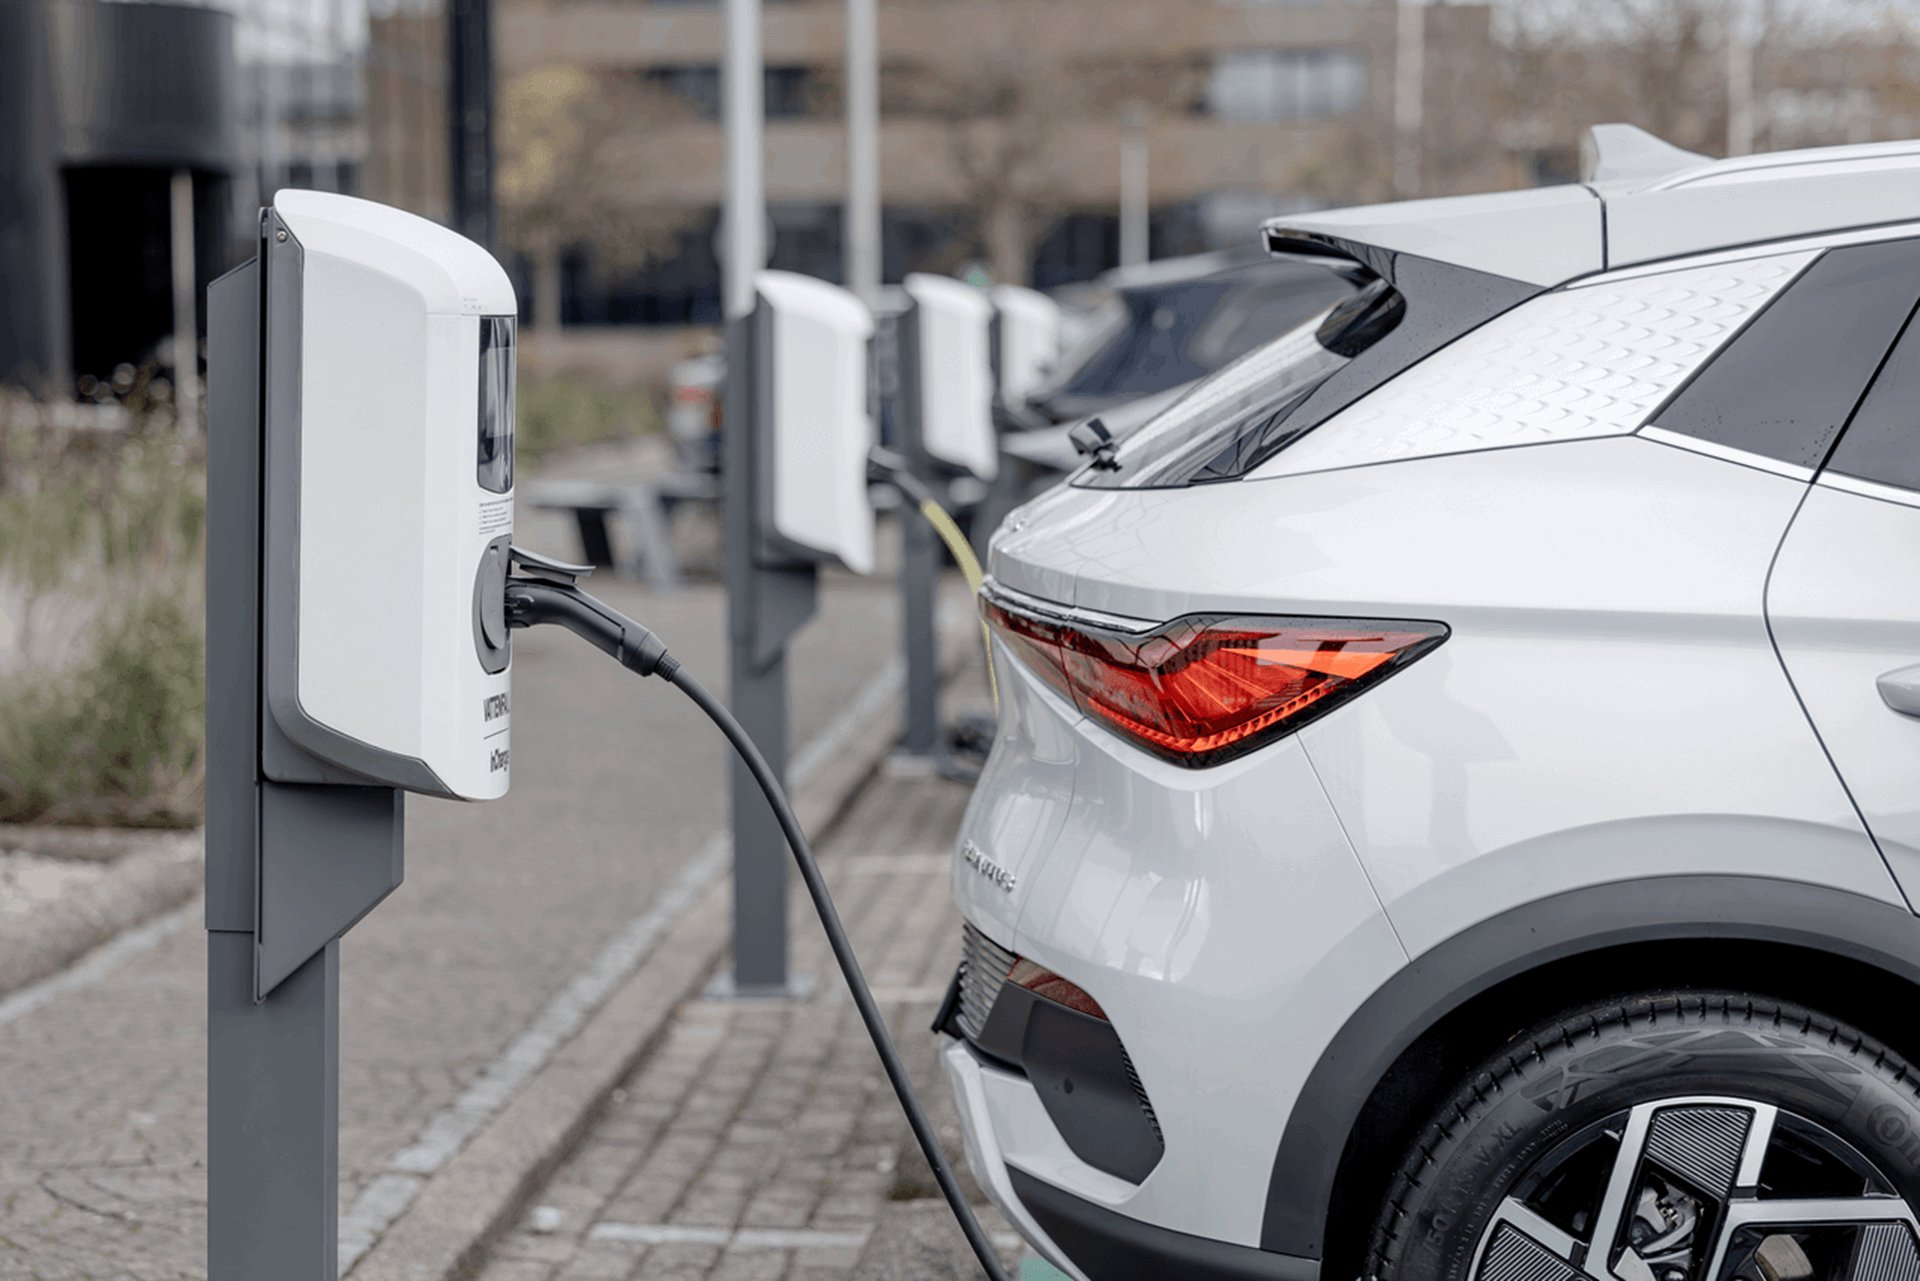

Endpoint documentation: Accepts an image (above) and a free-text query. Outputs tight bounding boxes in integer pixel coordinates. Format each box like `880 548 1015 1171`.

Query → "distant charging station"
895 273 998 759
989 282 1063 412
979 283 1064 553
720 269 876 994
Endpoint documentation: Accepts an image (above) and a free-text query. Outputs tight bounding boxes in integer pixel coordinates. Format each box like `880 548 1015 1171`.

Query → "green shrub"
0 591 205 827
516 378 658 462
0 384 207 827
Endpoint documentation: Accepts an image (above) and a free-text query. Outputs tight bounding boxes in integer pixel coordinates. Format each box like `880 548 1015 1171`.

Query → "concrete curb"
351 606 981 1281
0 830 201 997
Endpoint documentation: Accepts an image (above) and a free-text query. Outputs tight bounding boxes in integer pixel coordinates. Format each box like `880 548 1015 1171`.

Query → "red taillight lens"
983 597 1446 767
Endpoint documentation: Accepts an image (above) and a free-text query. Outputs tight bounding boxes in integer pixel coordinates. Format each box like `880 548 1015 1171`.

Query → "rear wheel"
1366 993 1920 1281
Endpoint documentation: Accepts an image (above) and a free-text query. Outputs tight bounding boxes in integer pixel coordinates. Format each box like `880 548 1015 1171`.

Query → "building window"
640 64 820 120
1205 48 1367 123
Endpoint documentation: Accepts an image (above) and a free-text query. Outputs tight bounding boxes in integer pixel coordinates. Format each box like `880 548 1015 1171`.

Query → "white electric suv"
935 126 1920 1281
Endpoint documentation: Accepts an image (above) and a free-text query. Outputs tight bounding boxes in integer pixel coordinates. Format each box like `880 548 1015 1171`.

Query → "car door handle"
1878 663 1920 716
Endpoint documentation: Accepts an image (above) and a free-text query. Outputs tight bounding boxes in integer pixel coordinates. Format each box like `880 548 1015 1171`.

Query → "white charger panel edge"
753 270 878 575
263 189 517 802
903 273 997 481
989 284 1062 406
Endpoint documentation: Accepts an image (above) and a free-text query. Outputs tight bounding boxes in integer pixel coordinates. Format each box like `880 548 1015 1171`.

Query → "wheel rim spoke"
1470 1096 1920 1281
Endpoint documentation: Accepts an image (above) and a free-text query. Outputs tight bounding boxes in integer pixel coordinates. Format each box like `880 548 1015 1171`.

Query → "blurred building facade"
495 0 1508 335
0 0 239 387
0 0 451 390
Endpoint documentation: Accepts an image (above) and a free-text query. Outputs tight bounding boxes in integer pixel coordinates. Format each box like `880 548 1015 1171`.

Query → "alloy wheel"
1470 1095 1920 1281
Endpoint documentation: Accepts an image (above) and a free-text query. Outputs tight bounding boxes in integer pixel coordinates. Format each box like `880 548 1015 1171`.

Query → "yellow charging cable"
914 496 998 712
870 450 999 712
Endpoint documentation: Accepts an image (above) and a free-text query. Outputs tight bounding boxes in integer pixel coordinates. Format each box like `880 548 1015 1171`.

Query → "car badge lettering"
961 840 1016 893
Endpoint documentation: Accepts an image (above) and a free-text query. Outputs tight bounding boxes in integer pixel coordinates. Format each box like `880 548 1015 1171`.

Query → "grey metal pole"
207 242 407 1279
844 0 879 307
896 300 940 759
448 0 495 250
724 0 764 320
170 170 199 433
1392 0 1425 200
1118 106 1149 270
722 0 796 994
205 258 339 1281
1726 17 1754 158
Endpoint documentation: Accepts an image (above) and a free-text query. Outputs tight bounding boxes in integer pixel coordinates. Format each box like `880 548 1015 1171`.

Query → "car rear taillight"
983 596 1447 767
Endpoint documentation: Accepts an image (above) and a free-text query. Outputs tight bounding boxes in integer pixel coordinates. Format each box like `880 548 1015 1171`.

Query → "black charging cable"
503 577 1014 1281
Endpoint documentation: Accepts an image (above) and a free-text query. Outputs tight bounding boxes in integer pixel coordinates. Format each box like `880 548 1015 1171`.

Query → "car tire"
1365 991 1920 1281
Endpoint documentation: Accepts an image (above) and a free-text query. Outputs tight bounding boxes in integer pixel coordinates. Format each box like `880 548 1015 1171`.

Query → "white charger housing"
903 273 997 480
989 284 1062 405
752 270 877 574
262 190 516 802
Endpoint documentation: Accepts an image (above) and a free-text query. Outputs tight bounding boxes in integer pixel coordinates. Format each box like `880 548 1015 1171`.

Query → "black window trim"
1637 237 1920 479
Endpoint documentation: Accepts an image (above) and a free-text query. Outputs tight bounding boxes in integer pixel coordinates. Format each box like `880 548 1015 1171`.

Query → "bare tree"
881 35 1205 284
1501 0 1739 161
1496 0 1920 172
496 67 695 333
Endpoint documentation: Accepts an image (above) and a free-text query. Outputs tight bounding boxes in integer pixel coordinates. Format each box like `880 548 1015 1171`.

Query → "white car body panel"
968 434 1899 1248
1768 479 1920 903
1608 162 1920 269
955 649 1406 1247
942 1041 1094 1281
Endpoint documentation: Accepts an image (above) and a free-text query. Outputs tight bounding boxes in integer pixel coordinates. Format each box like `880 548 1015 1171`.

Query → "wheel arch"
1261 874 1920 1279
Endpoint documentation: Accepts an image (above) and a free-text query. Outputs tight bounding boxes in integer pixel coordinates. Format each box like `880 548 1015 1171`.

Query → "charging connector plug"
503 579 677 679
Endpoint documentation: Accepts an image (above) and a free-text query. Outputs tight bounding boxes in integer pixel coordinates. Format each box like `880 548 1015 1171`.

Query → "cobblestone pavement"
0 520 952 1279
470 774 1028 1281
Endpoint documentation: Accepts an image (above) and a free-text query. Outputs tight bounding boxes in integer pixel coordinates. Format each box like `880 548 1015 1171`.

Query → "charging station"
895 273 998 759
206 189 516 1278
989 283 1063 411
978 283 1064 555
720 268 876 993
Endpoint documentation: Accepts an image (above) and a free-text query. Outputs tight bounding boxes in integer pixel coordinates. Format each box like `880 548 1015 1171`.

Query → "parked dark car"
1023 256 1358 427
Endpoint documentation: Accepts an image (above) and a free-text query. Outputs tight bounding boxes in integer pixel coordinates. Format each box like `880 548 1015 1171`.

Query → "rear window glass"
1057 282 1234 399
1188 277 1356 369
1825 304 1920 492
1081 313 1349 489
1075 254 1539 489
1650 238 1920 468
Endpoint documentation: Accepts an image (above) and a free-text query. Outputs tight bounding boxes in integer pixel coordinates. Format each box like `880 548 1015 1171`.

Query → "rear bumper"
1009 1166 1319 1281
941 1038 1321 1281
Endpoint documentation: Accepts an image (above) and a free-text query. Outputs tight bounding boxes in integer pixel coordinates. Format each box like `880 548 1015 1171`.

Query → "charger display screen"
477 317 515 493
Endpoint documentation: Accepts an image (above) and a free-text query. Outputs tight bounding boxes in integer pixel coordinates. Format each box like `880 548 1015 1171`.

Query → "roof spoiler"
1261 229 1385 285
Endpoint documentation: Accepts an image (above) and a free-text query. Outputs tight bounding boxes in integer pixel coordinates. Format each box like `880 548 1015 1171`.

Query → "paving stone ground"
0 493 962 1278
471 774 1027 1281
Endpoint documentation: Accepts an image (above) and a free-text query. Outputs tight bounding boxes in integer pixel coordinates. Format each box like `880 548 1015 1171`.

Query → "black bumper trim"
1008 1166 1319 1281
